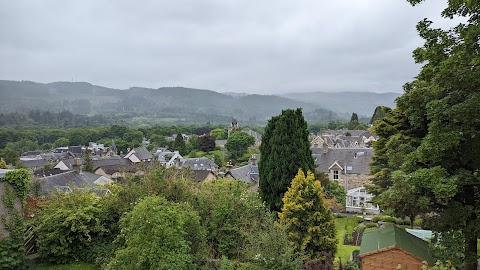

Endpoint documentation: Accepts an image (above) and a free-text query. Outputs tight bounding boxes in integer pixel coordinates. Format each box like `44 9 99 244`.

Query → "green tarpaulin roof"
360 225 435 264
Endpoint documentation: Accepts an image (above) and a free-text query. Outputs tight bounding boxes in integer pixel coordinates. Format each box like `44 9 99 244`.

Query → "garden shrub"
191 179 264 259
364 222 377 228
382 216 396 223
35 190 108 264
106 196 207 270
371 215 383 223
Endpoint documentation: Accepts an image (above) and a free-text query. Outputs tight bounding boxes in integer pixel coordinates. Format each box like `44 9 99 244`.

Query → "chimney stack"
226 160 233 172
250 155 257 166
322 137 329 154
73 158 82 172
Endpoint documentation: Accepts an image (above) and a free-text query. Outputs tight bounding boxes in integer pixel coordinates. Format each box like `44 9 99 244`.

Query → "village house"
154 150 184 168
312 144 373 190
225 155 259 185
124 147 154 163
181 157 218 171
34 170 112 198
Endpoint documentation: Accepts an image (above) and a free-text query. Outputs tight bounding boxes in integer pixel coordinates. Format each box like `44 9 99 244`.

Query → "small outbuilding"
360 225 434 270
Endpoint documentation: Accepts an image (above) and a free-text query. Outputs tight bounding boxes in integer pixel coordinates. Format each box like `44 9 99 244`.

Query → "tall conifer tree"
259 108 315 212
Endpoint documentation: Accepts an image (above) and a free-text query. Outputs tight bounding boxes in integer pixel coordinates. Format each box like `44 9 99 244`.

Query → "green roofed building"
359 225 435 270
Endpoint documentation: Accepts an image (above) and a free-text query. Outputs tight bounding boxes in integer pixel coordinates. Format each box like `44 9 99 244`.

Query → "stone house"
124 147 153 163
312 145 373 190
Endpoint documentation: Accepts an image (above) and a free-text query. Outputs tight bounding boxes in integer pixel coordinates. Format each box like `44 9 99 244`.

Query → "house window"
333 170 339 180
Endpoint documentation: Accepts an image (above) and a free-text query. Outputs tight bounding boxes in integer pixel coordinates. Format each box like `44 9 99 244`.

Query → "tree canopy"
224 131 255 159
259 108 315 212
370 1 480 268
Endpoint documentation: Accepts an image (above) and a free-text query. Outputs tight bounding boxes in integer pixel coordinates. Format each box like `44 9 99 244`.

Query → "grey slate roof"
190 170 217 182
57 157 130 171
229 164 259 184
327 130 372 137
37 171 110 197
130 147 153 160
92 157 130 170
182 158 218 171
312 147 373 174
40 152 69 161
21 151 42 157
20 159 49 169
34 168 64 177
38 171 96 196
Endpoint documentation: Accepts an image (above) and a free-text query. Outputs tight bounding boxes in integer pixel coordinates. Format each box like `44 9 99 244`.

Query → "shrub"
365 222 378 228
382 216 396 223
35 191 108 264
371 215 383 223
106 196 206 270
414 217 423 227
278 170 337 260
191 179 264 259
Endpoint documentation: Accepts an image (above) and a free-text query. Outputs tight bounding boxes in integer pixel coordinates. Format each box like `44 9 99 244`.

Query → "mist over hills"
280 91 401 116
0 80 399 125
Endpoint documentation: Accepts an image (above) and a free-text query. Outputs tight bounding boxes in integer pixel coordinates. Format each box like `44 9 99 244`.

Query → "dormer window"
333 170 339 180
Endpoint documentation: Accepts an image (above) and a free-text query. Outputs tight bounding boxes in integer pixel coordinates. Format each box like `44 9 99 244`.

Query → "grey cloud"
0 0 453 94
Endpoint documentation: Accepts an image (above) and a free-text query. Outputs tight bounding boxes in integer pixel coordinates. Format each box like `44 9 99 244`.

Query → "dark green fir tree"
259 108 315 212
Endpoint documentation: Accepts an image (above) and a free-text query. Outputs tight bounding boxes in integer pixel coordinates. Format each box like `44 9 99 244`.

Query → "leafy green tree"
54 137 69 147
83 149 93 173
225 132 255 159
210 128 227 140
278 169 337 260
110 125 128 138
0 148 18 165
259 108 315 212
122 130 143 144
174 133 186 155
67 130 86 146
149 134 167 148
191 179 262 259
370 1 480 268
107 196 206 270
197 135 216 152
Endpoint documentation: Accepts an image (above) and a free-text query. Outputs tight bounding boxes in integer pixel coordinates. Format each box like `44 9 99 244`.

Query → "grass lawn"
335 217 361 262
33 262 97 270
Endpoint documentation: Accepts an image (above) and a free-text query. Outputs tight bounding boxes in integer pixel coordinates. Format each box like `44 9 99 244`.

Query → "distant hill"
280 91 401 116
0 80 336 124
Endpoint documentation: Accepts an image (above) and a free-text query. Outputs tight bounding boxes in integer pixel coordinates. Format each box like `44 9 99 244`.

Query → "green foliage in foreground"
35 192 109 264
33 262 97 270
0 169 30 270
29 168 302 269
370 1 480 268
106 196 206 270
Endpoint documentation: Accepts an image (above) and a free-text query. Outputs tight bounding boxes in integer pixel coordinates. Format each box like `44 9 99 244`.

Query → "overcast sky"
0 0 455 94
